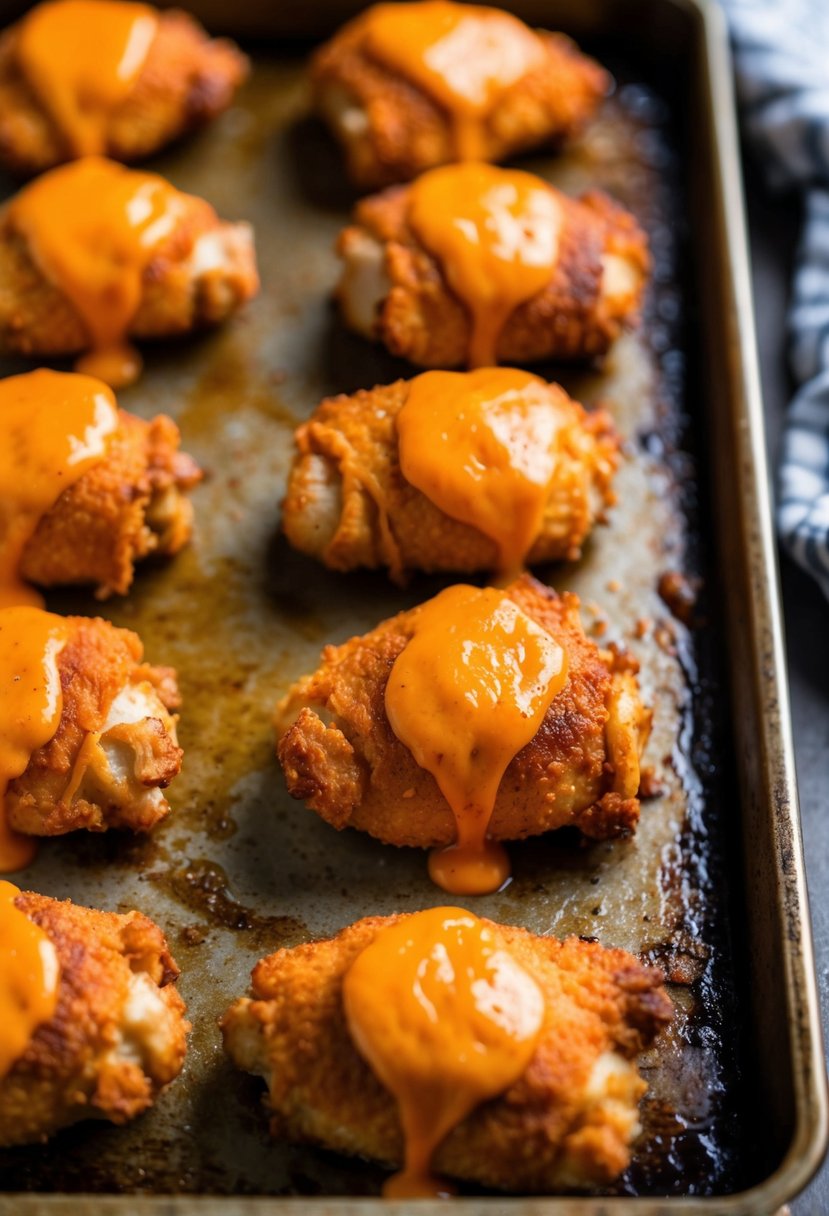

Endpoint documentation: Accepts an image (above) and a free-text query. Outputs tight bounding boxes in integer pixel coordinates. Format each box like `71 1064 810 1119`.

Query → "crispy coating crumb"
0 8 248 178
311 18 608 189
19 410 201 599
0 891 188 1146
7 615 182 837
276 574 652 846
0 190 259 359
336 184 649 367
282 378 619 579
221 914 672 1192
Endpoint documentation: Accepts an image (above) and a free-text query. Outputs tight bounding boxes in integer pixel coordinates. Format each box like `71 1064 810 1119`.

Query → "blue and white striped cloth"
722 0 829 598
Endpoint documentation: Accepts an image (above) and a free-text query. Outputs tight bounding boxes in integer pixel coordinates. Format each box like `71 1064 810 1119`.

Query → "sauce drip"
408 163 562 368
0 607 69 872
0 881 60 1078
397 368 565 574
343 906 544 1198
0 369 119 607
385 585 567 894
17 0 158 158
8 157 187 387
363 1 546 161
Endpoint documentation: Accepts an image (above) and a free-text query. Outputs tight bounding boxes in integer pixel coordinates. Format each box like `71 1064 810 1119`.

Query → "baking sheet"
0 26 791 1205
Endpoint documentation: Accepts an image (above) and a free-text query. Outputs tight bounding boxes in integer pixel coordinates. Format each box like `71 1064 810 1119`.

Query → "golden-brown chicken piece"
337 176 649 368
0 4 248 178
282 376 619 580
221 913 672 1193
0 890 188 1146
311 2 608 189
0 158 259 378
276 575 652 847
7 615 182 838
18 410 201 601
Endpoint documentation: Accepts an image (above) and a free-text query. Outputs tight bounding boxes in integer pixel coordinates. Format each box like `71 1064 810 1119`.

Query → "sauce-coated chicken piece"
0 888 188 1146
276 575 651 853
0 2 247 177
221 912 671 1193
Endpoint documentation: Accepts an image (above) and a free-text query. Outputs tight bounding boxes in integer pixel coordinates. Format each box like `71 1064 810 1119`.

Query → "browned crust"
275 574 649 846
311 16 609 189
0 892 188 1146
338 184 650 366
220 913 672 1192
0 189 259 358
19 410 202 599
0 8 249 178
6 615 182 836
282 377 619 578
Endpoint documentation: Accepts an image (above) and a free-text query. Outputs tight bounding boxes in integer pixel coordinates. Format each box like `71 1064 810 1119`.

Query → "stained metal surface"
0 0 825 1212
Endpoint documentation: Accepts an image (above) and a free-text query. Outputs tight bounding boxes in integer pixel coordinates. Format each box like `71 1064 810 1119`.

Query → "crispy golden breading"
19 410 201 600
0 891 188 1146
0 191 259 359
282 379 619 579
276 575 652 846
221 914 671 1192
7 616 182 837
311 18 608 189
336 184 649 367
0 8 248 178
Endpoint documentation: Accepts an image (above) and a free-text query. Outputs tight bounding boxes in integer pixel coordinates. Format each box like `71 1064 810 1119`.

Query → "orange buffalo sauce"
8 157 187 387
408 163 562 368
343 907 544 1198
0 369 119 607
397 368 565 574
0 880 60 1078
362 1 546 161
0 607 69 872
17 0 158 158
385 585 567 894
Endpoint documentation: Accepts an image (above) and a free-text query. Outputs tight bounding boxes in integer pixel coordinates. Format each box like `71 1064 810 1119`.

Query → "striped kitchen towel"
722 0 829 598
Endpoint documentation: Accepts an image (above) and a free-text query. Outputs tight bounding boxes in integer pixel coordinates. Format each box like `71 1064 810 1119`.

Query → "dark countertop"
746 163 829 1215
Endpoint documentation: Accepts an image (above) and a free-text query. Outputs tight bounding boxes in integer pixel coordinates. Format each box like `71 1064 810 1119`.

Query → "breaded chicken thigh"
221 914 671 1192
0 6 248 177
0 891 188 1146
276 575 651 847
282 378 619 580
312 6 608 189
0 165 258 363
7 615 182 837
337 182 649 367
16 410 201 600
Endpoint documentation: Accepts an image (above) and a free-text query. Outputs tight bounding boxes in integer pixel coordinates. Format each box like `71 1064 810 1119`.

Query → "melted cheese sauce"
0 607 68 872
362 1 546 161
397 368 565 574
8 157 187 387
0 369 119 607
408 163 562 367
343 907 544 1198
385 585 567 894
0 881 60 1078
17 0 158 158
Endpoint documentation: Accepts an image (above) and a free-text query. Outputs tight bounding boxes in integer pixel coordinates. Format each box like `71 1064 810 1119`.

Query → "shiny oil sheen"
16 0 158 158
0 880 60 1079
384 585 567 894
396 368 565 573
408 163 562 368
361 0 546 161
8 157 186 387
342 906 545 1198
0 607 68 872
0 369 119 607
